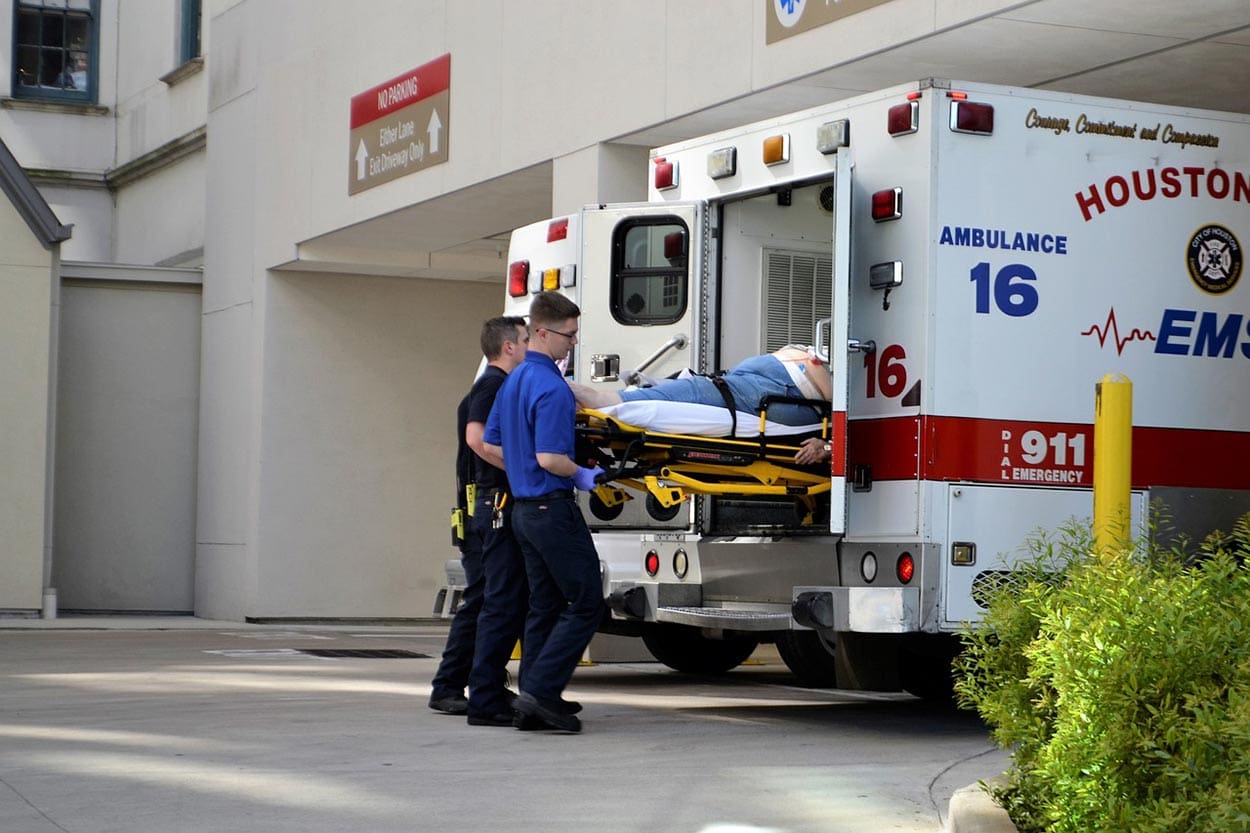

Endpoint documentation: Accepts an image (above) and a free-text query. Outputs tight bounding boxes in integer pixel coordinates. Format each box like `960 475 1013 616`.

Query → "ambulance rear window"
610 217 689 325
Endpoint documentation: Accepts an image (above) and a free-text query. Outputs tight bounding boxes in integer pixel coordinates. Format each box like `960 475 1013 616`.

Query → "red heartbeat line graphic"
1081 307 1156 355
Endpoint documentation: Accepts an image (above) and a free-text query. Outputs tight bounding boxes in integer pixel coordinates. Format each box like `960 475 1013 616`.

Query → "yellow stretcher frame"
576 407 832 526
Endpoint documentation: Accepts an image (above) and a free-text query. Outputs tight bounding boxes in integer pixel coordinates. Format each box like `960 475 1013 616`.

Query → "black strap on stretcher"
710 375 738 437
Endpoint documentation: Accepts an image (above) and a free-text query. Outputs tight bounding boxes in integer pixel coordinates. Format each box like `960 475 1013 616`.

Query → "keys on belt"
491 492 509 529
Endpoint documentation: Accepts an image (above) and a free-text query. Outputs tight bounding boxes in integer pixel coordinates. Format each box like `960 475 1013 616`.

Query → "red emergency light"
950 99 994 135
508 260 530 297
547 218 569 242
887 101 919 136
871 187 902 222
654 157 678 191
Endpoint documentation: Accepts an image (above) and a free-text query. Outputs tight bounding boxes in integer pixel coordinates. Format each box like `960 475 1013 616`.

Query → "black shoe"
428 694 468 715
503 688 518 707
467 711 515 727
515 692 581 733
558 698 582 715
512 712 542 731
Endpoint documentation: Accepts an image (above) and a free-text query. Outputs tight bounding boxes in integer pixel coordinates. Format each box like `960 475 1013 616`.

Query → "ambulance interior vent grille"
763 251 833 352
818 185 834 214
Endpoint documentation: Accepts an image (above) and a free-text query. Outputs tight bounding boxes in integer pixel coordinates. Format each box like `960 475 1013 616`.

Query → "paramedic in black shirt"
428 316 530 725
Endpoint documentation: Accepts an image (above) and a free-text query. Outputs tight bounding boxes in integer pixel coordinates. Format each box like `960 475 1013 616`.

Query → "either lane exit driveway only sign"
348 53 450 195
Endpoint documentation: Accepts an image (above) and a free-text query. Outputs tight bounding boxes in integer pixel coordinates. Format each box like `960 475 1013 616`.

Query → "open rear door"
825 152 852 535
577 202 706 386
577 201 707 530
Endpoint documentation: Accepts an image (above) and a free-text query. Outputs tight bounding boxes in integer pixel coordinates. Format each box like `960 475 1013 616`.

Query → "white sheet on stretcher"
597 401 822 438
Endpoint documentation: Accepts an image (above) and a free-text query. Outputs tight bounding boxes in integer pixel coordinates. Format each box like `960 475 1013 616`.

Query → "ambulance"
493 79 1250 697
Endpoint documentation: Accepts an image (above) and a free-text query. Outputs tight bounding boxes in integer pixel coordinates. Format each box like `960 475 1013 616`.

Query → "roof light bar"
654 157 678 191
707 146 737 180
763 133 790 166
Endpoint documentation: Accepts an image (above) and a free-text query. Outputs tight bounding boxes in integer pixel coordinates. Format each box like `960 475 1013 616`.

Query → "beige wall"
53 275 201 612
251 272 497 617
0 197 53 611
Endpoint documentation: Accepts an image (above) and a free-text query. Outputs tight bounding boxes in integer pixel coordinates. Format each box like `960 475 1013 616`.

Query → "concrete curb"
945 782 1017 833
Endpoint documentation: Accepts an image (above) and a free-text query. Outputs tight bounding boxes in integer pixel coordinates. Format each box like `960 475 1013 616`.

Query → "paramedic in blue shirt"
483 291 605 733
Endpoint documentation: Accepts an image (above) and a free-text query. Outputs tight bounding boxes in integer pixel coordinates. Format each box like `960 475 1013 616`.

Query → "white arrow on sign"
355 140 369 180
427 109 443 155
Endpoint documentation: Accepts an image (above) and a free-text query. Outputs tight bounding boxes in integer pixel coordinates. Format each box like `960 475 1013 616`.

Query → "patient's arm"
568 380 625 409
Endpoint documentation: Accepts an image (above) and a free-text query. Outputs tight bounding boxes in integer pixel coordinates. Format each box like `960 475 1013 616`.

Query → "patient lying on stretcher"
569 346 832 464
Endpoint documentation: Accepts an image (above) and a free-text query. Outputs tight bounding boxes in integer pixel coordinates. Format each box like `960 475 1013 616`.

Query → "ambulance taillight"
896 552 915 584
547 218 568 242
508 260 530 297
644 549 660 577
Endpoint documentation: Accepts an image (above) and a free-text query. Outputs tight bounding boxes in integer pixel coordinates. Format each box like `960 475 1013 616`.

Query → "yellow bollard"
1093 373 1133 558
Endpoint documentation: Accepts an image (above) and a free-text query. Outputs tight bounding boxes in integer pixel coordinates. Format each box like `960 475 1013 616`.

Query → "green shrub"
954 513 1250 833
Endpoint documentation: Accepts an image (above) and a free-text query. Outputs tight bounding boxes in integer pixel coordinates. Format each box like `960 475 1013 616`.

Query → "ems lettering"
1154 309 1250 358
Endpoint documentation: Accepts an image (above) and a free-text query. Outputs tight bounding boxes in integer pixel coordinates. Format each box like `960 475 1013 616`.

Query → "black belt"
515 489 575 503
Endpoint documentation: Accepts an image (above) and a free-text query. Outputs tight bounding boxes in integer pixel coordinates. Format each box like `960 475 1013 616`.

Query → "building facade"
2 0 1248 620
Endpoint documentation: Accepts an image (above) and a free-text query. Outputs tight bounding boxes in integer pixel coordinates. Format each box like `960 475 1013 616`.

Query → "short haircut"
480 315 527 359
530 291 580 330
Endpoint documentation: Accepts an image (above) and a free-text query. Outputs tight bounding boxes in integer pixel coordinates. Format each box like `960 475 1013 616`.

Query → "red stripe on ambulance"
849 416 1249 490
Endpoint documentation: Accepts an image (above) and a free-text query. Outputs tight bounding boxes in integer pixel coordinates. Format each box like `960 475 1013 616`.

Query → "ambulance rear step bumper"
655 605 793 631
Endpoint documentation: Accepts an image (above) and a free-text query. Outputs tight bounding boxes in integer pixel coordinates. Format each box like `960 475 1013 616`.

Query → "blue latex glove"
572 465 604 492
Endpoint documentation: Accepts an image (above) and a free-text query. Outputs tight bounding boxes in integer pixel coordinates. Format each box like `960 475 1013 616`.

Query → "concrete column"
195 1 261 621
551 143 648 216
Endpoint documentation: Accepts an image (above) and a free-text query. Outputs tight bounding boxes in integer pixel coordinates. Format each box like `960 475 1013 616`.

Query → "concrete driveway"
0 619 1008 833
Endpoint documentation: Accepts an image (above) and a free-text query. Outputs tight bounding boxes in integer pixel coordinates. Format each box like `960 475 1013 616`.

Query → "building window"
610 218 689 325
13 0 98 102
179 0 201 64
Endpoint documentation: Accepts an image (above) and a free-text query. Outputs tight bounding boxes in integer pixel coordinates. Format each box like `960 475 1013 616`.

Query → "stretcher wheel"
588 491 624 521
646 493 683 522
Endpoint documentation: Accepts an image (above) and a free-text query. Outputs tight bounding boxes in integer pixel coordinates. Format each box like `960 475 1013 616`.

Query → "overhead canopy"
0 138 72 248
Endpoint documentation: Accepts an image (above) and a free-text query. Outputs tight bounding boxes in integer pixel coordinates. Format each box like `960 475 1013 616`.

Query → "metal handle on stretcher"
622 333 689 387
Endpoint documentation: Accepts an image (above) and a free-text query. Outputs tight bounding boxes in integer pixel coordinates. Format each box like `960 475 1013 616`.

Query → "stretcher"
576 395 833 526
